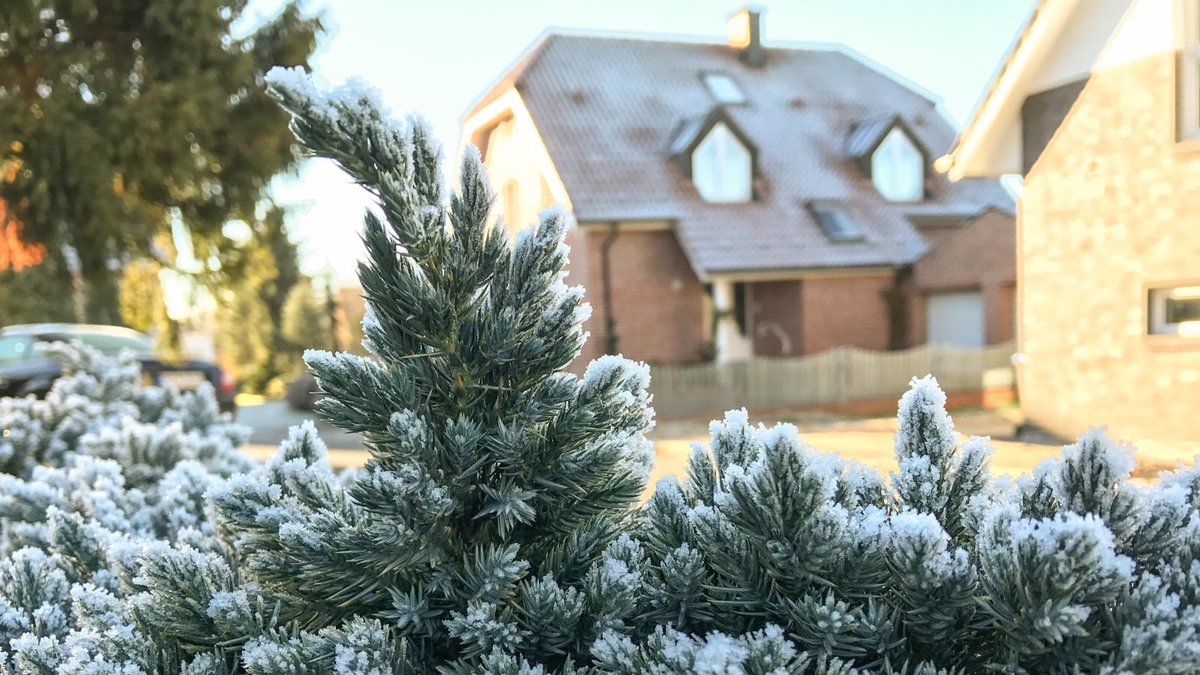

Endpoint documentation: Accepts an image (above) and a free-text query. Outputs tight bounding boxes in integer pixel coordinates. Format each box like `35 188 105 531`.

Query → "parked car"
0 324 237 414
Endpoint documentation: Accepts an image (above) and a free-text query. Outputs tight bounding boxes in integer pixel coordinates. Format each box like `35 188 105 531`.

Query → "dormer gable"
846 114 928 202
669 107 758 203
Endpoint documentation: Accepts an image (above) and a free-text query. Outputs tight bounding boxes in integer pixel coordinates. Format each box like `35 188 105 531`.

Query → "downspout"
884 266 912 350
600 221 620 354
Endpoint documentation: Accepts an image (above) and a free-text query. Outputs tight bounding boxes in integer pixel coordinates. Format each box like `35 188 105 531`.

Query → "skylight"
702 72 746 104
808 201 865 242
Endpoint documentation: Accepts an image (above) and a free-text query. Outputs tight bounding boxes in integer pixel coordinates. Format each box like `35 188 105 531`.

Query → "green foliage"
200 67 655 670
0 252 75 324
0 0 321 320
281 277 335 354
216 206 304 393
118 259 166 335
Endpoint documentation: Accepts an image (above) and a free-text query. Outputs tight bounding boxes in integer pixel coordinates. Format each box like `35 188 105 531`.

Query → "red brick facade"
909 210 1016 346
576 228 707 366
748 281 803 357
569 218 1013 367
798 274 895 355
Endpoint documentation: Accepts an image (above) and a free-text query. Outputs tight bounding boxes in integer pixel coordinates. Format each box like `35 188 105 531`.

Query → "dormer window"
692 122 752 203
846 114 929 203
871 127 924 202
670 108 757 203
702 72 746 105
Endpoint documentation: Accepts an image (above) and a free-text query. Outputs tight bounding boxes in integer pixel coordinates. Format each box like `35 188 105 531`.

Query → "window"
808 201 865 242
702 72 746 104
502 180 520 226
1180 0 1200 140
871 127 924 202
0 336 33 364
1149 285 1200 335
68 331 153 354
692 122 752 203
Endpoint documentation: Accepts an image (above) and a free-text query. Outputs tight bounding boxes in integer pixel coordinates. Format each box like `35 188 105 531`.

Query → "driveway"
240 401 1160 486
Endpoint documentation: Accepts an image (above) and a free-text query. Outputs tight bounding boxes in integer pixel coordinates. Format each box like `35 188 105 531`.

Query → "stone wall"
1018 51 1200 442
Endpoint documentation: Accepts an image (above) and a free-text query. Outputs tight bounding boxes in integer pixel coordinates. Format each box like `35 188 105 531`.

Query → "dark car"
0 324 237 415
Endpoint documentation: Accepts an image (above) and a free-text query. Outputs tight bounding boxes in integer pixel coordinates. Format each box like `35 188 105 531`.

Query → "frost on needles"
0 69 1199 673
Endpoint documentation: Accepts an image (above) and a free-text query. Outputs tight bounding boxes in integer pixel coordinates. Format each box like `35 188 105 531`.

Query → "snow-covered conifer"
134 67 660 671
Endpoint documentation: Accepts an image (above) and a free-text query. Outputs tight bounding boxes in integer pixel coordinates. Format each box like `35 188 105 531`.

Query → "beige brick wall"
800 274 894 355
910 210 1016 346
577 228 707 366
1019 52 1200 442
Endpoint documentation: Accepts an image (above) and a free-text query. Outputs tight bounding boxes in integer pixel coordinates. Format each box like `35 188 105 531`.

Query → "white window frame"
1148 285 1200 336
871 127 925 202
692 122 753 203
1180 0 1200 141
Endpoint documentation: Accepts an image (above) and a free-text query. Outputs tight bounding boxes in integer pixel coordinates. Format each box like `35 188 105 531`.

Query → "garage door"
927 291 984 347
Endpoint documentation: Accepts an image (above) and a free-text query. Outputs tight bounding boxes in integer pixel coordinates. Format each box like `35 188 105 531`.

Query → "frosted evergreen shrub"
0 341 253 669
1 71 1198 673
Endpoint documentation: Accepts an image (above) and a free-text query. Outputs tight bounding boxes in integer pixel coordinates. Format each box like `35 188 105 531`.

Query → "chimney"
727 6 764 68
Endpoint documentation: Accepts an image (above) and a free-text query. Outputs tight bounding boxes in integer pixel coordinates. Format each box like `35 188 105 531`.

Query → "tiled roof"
481 33 1013 277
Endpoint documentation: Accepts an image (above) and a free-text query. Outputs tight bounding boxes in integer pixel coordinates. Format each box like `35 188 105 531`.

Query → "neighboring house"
938 0 1200 442
462 8 1014 367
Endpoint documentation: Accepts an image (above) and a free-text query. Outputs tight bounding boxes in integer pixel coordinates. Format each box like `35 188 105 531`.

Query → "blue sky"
266 0 1036 284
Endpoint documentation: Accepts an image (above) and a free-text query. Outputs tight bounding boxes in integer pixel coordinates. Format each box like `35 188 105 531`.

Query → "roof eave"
938 0 1081 181
459 30 556 125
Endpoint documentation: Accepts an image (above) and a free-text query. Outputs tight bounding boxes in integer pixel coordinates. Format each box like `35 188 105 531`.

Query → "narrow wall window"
1148 285 1200 335
502 180 520 227
1180 0 1200 140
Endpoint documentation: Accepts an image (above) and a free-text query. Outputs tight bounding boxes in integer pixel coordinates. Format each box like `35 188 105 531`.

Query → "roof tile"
508 34 1013 275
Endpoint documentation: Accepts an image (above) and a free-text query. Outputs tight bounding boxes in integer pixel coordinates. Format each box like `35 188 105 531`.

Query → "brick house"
462 8 1014 366
938 0 1200 442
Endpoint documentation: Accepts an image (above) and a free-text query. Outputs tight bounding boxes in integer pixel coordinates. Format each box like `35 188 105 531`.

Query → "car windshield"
0 335 35 364
68 331 153 354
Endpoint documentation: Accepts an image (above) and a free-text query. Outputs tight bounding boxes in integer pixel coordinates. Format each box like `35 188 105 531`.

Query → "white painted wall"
459 90 574 238
712 280 752 363
484 117 554 237
1096 0 1174 71
1029 0 1129 90
950 0 1173 178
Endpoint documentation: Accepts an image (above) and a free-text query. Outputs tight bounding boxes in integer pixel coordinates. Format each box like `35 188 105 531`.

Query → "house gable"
459 88 573 235
941 0 1176 180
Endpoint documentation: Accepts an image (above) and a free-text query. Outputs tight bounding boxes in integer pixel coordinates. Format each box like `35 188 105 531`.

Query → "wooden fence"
648 342 1015 420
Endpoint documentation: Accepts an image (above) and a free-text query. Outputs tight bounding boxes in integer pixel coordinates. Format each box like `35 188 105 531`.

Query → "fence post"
837 347 850 404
